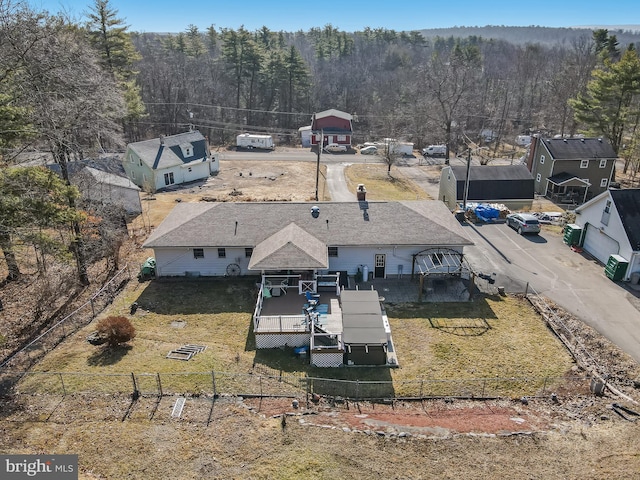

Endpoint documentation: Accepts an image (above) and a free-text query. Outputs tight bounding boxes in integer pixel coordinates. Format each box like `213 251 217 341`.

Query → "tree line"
1 0 640 285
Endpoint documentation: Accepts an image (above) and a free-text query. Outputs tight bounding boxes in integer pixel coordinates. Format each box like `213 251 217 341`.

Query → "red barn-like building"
310 109 353 148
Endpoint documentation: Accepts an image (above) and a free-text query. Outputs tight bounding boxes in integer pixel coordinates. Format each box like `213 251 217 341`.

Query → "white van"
422 145 447 157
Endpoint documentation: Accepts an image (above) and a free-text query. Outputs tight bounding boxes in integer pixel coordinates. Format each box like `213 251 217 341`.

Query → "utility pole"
462 148 471 210
315 128 322 201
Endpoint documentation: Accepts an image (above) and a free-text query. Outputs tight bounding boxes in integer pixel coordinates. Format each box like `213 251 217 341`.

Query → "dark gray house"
438 164 534 211
527 137 617 205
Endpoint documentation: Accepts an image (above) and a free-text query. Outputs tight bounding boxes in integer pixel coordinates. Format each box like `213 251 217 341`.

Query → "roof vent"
563 138 567 143
598 138 603 142
311 205 320 218
581 138 585 142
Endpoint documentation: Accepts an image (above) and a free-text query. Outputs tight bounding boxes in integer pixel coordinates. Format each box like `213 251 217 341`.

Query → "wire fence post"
59 373 66 396
156 373 163 397
211 371 217 397
481 378 486 398
131 372 139 399
542 377 548 395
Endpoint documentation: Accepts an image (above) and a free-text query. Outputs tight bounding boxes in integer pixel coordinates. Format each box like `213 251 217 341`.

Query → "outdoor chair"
305 291 320 306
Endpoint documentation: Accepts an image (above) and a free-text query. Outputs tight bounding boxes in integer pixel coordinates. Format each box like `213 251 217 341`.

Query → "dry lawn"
18 279 574 400
345 163 431 200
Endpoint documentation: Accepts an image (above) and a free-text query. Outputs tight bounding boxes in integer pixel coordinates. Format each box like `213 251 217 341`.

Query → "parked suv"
324 143 347 153
506 213 541 235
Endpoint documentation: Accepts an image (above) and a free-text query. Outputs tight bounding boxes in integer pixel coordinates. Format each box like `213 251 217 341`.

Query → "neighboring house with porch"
143 198 473 367
527 137 617 205
439 164 534 211
574 188 640 281
122 130 219 192
310 109 353 149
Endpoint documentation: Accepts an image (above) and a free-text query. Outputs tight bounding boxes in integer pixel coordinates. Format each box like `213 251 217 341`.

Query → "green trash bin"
138 257 156 280
563 224 582 246
605 254 628 281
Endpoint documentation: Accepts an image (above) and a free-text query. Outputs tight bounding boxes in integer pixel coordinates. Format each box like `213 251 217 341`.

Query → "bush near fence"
0 267 131 377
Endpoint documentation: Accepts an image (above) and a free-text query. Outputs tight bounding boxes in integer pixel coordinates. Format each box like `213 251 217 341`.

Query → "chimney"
357 184 367 201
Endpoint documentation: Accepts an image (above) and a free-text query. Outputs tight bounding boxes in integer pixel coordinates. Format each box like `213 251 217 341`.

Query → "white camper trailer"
236 133 274 150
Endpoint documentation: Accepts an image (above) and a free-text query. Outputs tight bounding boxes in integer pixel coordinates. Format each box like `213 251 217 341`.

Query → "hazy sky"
30 0 640 33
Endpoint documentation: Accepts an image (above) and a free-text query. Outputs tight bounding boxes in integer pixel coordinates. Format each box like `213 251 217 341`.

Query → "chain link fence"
0 266 131 393
7 369 590 402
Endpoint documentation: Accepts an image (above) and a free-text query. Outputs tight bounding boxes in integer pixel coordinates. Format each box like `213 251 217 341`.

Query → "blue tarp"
466 203 500 222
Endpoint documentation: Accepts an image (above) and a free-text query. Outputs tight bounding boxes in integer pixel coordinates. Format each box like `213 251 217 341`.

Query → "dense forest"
2 0 640 285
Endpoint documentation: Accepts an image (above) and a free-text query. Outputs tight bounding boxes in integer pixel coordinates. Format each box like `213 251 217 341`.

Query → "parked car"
506 213 541 235
360 145 377 155
422 145 447 157
531 211 563 224
324 143 347 153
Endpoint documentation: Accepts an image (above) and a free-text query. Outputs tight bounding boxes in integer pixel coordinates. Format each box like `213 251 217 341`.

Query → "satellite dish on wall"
311 206 320 218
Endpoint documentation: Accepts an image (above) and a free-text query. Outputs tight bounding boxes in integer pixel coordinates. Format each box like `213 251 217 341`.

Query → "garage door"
583 225 620 264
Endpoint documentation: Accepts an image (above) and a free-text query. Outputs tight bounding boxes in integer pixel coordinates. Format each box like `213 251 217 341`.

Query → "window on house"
129 154 134 163
337 135 346 142
600 178 608 188
193 248 204 259
217 248 226 258
245 247 253 258
188 167 192 172
580 159 589 168
599 159 607 168
164 172 175 185
143 174 147 182
536 173 541 182
601 199 612 225
139 158 142 166
328 247 338 257
540 155 545 164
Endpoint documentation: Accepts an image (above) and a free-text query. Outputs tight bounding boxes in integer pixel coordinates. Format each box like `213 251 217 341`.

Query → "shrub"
95 316 136 347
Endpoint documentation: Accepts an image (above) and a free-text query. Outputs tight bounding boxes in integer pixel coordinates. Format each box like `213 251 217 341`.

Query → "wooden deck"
255 290 341 333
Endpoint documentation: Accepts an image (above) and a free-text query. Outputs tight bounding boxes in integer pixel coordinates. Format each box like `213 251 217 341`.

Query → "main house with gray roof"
122 130 219 192
143 200 473 280
527 137 617 204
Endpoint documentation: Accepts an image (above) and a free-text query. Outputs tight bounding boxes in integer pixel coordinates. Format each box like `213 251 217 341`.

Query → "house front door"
374 254 385 278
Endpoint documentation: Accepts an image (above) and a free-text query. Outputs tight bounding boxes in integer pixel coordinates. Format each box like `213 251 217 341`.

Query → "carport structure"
412 247 473 301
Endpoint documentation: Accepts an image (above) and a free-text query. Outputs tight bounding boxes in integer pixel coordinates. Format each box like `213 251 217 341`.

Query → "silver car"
506 213 541 235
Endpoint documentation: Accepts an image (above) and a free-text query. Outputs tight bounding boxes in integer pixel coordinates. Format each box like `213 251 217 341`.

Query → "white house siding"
326 245 428 278
154 247 256 277
123 150 153 190
180 160 210 184
438 167 458 210
583 226 620 264
576 194 632 276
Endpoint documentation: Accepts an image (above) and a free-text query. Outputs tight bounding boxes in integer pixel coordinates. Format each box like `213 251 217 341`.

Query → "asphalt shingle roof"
128 131 207 170
541 137 617 160
450 165 532 181
143 201 473 249
610 189 640 251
